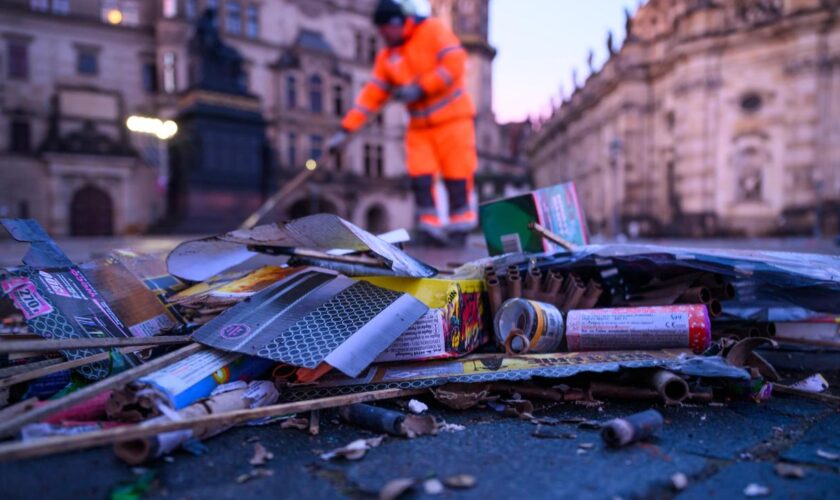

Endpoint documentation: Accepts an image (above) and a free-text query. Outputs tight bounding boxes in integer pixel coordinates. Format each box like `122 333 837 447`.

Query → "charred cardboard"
0 219 141 380
281 349 750 401
191 268 428 378
167 214 437 282
359 277 489 363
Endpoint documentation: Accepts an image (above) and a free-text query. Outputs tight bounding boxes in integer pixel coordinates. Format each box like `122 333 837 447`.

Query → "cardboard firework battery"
0 219 142 380
107 349 275 420
565 305 712 354
479 182 589 256
359 277 488 363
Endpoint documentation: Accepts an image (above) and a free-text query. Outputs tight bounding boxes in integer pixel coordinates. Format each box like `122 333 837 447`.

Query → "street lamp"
126 115 178 195
609 138 623 237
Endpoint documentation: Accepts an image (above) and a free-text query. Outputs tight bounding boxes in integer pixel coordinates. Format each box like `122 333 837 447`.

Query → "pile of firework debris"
0 181 837 472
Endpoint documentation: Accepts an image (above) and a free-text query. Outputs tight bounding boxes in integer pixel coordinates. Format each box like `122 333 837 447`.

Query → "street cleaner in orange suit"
327 0 478 246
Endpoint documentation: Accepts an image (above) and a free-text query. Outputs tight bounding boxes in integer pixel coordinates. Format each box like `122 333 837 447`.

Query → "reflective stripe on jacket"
341 17 475 131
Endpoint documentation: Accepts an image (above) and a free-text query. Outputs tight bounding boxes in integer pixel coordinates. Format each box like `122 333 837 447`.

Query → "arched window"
333 84 345 117
365 205 389 234
246 5 259 38
285 75 297 109
308 74 323 114
226 1 241 35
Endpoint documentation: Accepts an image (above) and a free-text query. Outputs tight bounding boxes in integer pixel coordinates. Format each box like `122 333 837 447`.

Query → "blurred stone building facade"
529 0 840 237
0 0 529 236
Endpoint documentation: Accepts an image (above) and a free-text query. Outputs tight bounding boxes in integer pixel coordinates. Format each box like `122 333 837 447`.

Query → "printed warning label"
374 310 446 363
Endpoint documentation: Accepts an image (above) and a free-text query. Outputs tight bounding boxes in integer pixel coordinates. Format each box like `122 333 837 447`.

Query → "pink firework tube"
565 304 712 354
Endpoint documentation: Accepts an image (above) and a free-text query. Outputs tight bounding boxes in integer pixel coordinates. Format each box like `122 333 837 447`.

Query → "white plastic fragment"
423 478 444 495
790 373 829 393
408 399 429 414
671 472 688 491
743 483 770 497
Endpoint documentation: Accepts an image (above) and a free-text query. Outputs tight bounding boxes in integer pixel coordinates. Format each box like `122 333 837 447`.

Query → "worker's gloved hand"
326 130 350 153
392 83 424 103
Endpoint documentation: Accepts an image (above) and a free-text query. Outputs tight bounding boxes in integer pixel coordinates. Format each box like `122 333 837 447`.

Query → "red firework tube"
565 304 712 354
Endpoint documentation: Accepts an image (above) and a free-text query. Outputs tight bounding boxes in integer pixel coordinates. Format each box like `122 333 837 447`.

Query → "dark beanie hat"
373 0 406 26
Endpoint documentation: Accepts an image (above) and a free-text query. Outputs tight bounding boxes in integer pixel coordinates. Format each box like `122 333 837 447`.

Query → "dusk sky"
488 0 640 123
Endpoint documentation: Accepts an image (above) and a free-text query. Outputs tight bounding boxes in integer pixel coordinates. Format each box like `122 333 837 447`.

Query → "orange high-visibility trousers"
405 118 477 184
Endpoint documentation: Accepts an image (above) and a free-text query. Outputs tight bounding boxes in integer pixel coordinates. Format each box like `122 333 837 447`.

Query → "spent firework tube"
494 298 565 354
565 305 711 354
601 409 664 447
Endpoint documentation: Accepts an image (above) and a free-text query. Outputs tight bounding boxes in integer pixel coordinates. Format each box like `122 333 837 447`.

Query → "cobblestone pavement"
0 390 837 499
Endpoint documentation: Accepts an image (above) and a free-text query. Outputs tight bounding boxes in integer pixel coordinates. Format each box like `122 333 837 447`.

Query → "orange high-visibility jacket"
341 17 475 131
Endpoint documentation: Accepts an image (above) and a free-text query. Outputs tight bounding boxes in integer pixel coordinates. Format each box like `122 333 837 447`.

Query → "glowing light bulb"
305 159 317 171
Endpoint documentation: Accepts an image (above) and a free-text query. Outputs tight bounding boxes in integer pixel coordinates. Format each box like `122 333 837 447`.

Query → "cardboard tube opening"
663 379 689 402
114 438 154 465
723 283 736 299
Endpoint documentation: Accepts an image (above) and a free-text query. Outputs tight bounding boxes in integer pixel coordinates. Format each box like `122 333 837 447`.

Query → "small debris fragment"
790 373 829 393
671 472 688 491
281 417 310 431
773 462 805 479
531 416 561 426
500 398 535 419
438 422 466 433
423 478 444 495
431 384 490 410
309 410 320 436
249 442 274 466
743 483 770 497
578 442 595 450
109 470 157 500
320 436 385 461
532 425 577 439
576 420 602 430
443 474 477 489
407 399 428 414
379 478 416 500
816 449 839 461
401 414 439 438
235 468 274 484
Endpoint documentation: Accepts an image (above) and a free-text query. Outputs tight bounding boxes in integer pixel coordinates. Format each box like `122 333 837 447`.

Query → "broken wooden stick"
772 384 840 405
0 387 425 462
240 167 315 230
0 345 157 389
528 221 576 251
0 335 192 354
0 343 204 439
